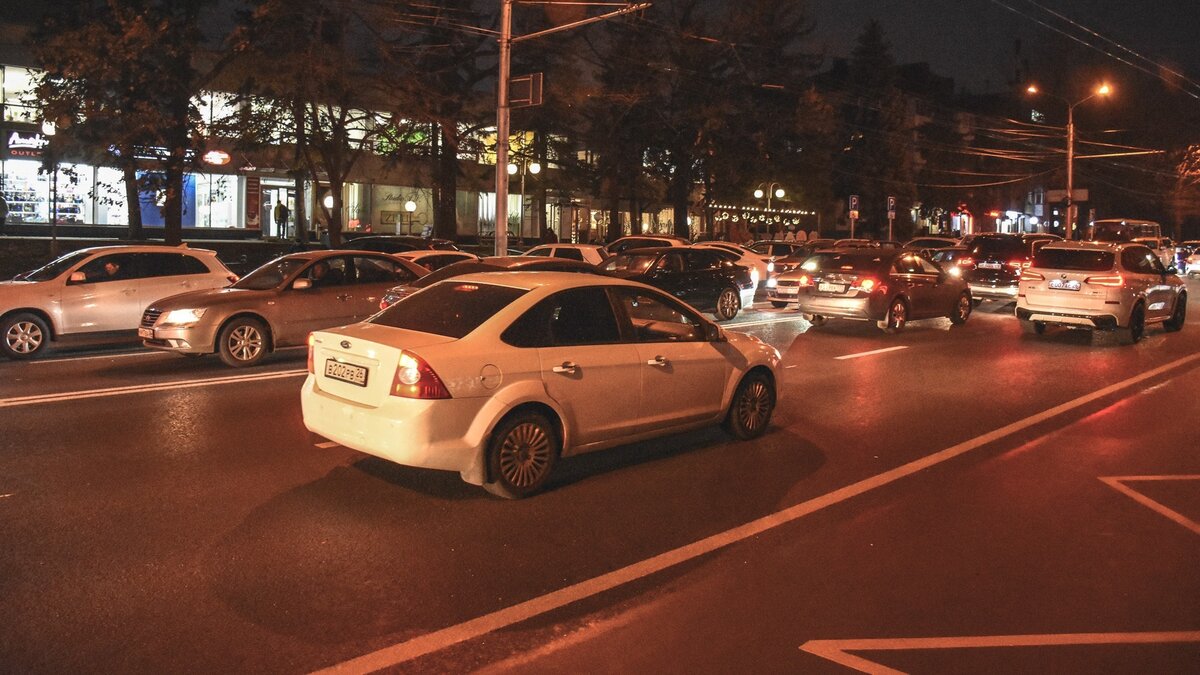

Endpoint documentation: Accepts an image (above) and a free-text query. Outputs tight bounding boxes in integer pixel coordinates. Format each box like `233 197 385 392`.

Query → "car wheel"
484 411 559 499
714 286 740 321
217 317 269 367
1118 303 1146 345
770 301 788 309
722 371 775 440
1 312 50 360
805 314 828 327
949 293 972 325
878 297 908 334
1020 319 1046 335
1164 294 1186 332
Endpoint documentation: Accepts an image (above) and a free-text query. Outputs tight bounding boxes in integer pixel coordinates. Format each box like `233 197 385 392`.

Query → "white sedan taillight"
391 351 451 399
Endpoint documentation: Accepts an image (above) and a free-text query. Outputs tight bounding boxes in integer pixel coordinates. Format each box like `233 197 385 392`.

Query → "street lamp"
507 158 541 241
752 182 785 241
1026 82 1112 240
404 199 417 235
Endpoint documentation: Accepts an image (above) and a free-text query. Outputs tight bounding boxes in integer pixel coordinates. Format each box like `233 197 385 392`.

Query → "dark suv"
958 233 1061 302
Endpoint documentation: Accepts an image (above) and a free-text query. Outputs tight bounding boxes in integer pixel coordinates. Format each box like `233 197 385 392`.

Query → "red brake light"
391 350 451 399
306 333 315 374
797 274 813 287
1007 259 1024 269
958 257 975 267
1021 270 1045 281
1085 274 1124 288
854 277 878 293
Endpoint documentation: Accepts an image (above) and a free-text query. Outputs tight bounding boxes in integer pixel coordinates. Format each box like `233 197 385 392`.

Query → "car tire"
1117 303 1146 345
217 316 270 367
806 314 828 327
949 293 972 325
1164 294 1187 332
770 301 788 308
1020 320 1046 335
714 286 740 321
972 298 984 307
722 371 775 440
484 410 559 499
1 312 50 360
878 297 908 334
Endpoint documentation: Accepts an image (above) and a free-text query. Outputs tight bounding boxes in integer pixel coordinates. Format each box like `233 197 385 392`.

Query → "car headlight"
158 308 207 327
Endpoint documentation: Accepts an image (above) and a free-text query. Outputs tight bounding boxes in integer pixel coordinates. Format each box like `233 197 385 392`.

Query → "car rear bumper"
795 295 880 321
1016 306 1119 330
969 282 1019 299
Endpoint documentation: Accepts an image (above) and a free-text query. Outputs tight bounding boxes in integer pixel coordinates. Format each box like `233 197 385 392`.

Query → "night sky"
805 0 1200 94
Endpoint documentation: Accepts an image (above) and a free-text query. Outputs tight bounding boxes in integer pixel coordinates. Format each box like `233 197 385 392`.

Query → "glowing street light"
508 158 541 240
752 182 786 240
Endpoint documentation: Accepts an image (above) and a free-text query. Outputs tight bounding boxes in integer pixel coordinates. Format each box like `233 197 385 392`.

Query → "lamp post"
1026 82 1111 240
753 182 785 241
507 158 541 242
404 199 417 235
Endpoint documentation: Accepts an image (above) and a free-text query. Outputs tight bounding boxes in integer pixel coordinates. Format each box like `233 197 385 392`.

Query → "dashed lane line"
800 631 1200 674
834 346 909 360
312 350 1200 675
0 370 307 408
314 441 341 449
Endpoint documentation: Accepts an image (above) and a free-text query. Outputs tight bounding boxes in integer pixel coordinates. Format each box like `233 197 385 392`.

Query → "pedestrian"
273 199 290 238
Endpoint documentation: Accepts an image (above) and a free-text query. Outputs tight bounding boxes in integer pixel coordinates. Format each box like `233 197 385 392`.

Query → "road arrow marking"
800 631 1200 673
1099 475 1200 535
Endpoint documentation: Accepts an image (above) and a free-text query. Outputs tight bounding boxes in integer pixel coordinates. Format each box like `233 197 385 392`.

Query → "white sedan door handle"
646 355 669 367
552 361 577 374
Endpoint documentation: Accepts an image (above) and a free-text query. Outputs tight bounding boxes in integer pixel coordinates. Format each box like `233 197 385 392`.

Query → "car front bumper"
139 322 221 354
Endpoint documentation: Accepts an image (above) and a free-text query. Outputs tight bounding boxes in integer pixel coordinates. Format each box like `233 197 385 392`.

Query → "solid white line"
724 315 807 329
314 441 341 449
800 631 1200 674
0 370 307 408
1099 475 1200 535
29 351 161 365
313 350 1200 674
834 346 908 360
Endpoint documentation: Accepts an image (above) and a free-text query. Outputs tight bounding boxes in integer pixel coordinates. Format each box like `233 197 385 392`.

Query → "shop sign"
4 130 49 159
245 176 262 229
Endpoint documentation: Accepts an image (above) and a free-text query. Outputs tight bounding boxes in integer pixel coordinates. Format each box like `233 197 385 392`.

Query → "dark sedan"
599 247 755 321
379 256 605 309
957 233 1062 303
772 249 972 333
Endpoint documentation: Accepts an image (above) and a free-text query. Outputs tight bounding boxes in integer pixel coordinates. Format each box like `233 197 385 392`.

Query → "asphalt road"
1 298 1196 674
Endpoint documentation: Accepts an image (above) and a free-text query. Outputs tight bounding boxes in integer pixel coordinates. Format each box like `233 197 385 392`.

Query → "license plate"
818 282 847 293
776 286 797 295
1048 279 1081 291
137 327 153 339
325 359 369 387
978 262 1002 269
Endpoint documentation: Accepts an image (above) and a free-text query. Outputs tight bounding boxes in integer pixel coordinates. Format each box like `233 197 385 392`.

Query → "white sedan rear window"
371 281 527 338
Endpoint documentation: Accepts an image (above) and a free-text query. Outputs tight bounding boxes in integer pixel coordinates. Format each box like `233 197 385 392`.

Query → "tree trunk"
122 163 143 240
326 179 344 247
163 154 184 245
607 198 621 243
293 173 307 244
434 122 458 240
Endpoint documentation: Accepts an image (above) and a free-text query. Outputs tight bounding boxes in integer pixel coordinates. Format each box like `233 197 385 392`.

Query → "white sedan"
302 272 781 498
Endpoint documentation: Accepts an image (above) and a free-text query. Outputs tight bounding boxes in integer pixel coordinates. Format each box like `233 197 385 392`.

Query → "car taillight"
853 277 880 293
306 333 315 374
1085 274 1124 287
380 299 389 310
226 274 240 284
797 274 813 287
1007 259 1025 269
391 350 451 399
1021 270 1045 281
958 257 975 267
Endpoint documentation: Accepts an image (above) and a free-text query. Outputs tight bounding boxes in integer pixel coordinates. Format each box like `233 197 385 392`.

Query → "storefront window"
2 66 38 123
94 167 129 225
54 163 93 224
1 159 49 223
194 173 239 228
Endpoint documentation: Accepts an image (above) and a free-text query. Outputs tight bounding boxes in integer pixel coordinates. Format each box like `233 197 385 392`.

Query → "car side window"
352 256 405 284
614 288 706 342
916 257 942 275
655 253 685 273
1121 247 1157 274
138 252 209 277
526 247 551 257
76 253 140 283
501 287 621 347
305 257 349 286
686 250 723 270
892 256 922 275
555 248 585 261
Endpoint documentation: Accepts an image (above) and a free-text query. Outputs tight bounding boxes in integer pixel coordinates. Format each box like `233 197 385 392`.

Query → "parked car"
1016 241 1186 344
904 236 960 250
379 256 606 309
957 233 1062 303
770 249 972 333
1131 236 1176 269
396 249 479 271
693 241 771 287
342 235 460 254
139 251 429 367
521 243 609 265
606 235 690 255
301 272 781 498
2 245 237 359
599 247 755 321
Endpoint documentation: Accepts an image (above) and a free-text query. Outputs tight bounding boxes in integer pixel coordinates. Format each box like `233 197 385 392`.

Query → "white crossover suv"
1 245 236 359
1016 241 1186 344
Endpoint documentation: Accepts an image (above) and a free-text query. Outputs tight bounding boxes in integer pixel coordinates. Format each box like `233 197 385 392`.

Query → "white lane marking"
1100 475 1200 536
0 370 307 408
784 364 800 369
800 631 1200 674
0 493 13 499
314 441 341 449
724 315 807 329
834 346 908 360
30 351 162 365
313 350 1200 674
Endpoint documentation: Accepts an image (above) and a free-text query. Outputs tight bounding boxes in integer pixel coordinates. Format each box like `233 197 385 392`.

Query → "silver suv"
1 245 236 359
1016 241 1186 344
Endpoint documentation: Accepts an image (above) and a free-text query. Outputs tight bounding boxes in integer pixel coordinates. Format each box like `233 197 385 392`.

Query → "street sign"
887 195 896 219
510 73 544 108
849 194 859 212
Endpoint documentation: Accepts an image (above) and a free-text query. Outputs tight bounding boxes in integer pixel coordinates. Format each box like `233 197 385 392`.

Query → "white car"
521 243 609 265
693 241 771 287
2 245 237 359
302 272 781 498
396 249 479 271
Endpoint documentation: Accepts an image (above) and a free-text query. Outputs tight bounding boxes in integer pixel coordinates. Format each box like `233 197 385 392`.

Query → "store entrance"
260 184 296 239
